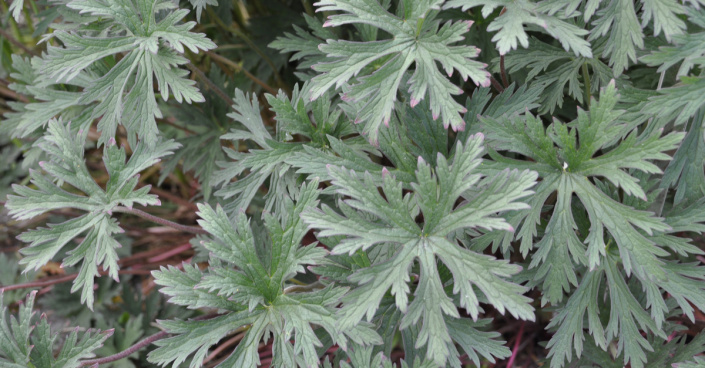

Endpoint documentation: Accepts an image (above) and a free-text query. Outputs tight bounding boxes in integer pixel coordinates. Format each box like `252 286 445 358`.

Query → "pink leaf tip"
410 97 420 107
383 117 390 127
108 137 116 146
38 161 46 168
154 199 162 206
432 112 439 120
381 167 390 178
417 156 426 166
465 20 475 30
323 20 332 27
474 132 485 140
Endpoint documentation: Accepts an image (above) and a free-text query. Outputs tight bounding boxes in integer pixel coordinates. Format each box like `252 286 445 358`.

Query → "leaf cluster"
2 0 705 367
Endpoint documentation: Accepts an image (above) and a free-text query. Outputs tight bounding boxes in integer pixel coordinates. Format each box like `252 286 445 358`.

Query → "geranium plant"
1 0 705 367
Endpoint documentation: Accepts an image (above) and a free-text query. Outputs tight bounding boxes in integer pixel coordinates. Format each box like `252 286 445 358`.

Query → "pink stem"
80 331 168 366
148 243 192 263
113 207 207 235
79 314 219 366
0 269 152 292
506 321 525 368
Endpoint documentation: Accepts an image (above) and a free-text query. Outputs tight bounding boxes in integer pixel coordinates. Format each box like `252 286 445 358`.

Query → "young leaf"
6 119 179 308
502 38 616 113
150 181 380 367
478 81 703 367
41 0 216 145
0 291 113 368
215 85 359 216
189 0 218 21
270 13 338 72
640 9 705 77
444 0 592 57
588 0 644 76
478 81 682 303
303 133 536 366
311 0 490 144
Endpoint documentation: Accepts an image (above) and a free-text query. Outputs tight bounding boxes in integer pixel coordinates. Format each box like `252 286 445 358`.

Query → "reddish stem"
79 313 219 366
490 76 505 93
147 243 192 263
113 207 207 235
506 321 525 368
0 269 152 293
119 247 175 267
147 187 199 210
80 331 168 367
202 332 245 364
500 55 509 88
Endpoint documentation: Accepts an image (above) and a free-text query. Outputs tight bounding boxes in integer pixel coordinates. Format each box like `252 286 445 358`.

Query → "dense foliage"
1 0 705 367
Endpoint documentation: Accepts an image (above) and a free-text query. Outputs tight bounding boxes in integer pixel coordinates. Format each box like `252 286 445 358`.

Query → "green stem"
205 50 278 94
186 62 233 107
0 26 36 56
29 0 38 14
415 17 424 37
582 62 591 109
23 5 35 34
215 44 247 51
205 7 287 93
0 0 22 40
301 0 314 16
